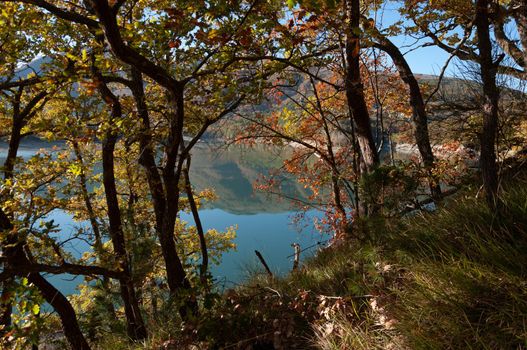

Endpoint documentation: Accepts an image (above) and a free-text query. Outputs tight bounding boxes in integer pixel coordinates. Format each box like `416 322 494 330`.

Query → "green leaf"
32 304 40 315
68 163 82 177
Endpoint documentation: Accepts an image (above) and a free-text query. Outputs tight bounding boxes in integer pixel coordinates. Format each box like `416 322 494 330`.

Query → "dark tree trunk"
183 160 209 288
129 69 196 318
4 120 22 180
101 134 147 340
344 0 379 172
95 74 148 340
130 68 166 233
72 140 115 314
0 286 11 337
160 88 197 317
475 0 501 209
0 209 91 350
372 37 442 199
0 108 22 331
3 88 24 180
27 273 90 350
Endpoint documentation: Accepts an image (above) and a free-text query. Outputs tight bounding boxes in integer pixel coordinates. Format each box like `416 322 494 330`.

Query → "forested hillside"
0 0 525 349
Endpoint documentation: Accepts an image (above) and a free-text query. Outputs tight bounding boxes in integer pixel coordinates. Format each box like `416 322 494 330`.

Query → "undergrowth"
96 171 527 349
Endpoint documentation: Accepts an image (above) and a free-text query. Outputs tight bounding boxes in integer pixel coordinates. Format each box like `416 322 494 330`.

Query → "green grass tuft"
103 172 527 349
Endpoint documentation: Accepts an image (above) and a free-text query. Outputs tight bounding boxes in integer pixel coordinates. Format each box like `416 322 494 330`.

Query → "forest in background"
0 0 526 349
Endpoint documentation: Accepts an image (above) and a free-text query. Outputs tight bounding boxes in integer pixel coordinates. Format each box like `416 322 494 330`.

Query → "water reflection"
189 143 313 214
0 139 326 292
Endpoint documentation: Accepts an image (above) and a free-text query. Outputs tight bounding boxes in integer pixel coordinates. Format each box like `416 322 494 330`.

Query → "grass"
187 171 527 349
91 168 527 349
386 183 527 349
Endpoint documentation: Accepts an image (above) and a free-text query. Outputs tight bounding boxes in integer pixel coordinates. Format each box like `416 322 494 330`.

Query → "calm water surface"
1 140 327 294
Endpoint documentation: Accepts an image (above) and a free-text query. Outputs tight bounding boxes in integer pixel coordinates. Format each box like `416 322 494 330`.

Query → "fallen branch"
255 250 273 277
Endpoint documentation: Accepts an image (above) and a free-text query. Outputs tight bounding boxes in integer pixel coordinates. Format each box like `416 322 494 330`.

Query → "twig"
264 287 282 298
286 239 330 259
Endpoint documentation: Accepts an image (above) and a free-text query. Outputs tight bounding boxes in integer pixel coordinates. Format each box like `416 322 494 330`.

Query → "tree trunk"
0 111 22 331
3 87 25 180
130 69 196 318
183 160 209 288
101 133 147 340
28 273 91 350
95 76 147 339
72 140 115 317
130 68 166 233
475 0 500 209
372 37 442 199
160 88 197 317
0 284 11 337
4 120 22 180
344 0 379 172
92 62 147 339
0 209 91 350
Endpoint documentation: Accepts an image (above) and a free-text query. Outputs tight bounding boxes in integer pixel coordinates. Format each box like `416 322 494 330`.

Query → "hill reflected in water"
189 143 313 214
0 138 313 215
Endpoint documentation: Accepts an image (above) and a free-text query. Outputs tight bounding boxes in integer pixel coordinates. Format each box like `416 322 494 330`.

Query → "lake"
0 139 328 295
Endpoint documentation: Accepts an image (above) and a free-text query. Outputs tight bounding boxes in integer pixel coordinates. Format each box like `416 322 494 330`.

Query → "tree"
475 0 501 208
235 72 357 236
344 0 380 172
401 0 508 208
0 74 93 349
362 17 442 199
91 62 148 340
0 74 48 334
280 0 380 174
0 7 94 346
1 0 286 323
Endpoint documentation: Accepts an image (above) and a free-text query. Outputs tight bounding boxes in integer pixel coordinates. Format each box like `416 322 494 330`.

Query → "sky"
374 5 461 77
376 6 524 90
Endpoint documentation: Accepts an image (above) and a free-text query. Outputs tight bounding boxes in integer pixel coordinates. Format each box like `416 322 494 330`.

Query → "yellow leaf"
32 304 40 315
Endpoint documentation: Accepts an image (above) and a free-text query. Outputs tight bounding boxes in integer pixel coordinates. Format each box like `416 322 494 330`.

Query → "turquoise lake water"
1 141 328 294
